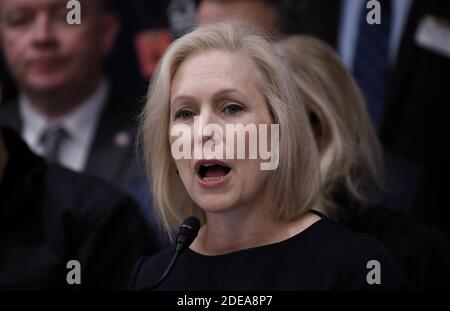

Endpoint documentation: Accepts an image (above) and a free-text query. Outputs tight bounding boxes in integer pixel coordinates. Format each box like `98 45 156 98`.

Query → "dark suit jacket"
0 87 143 194
0 128 161 290
293 0 450 236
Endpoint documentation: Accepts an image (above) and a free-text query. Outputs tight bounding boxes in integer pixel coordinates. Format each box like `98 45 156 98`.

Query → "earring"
176 169 179 176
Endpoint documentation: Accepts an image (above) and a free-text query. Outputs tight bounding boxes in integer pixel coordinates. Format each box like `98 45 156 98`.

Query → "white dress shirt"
20 79 110 172
338 0 413 70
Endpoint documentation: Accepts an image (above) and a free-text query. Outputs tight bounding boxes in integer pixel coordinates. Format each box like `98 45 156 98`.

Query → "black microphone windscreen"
176 217 201 252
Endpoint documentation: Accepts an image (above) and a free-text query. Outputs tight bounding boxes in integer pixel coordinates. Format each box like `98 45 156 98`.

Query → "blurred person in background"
0 0 142 196
290 0 450 237
0 80 161 290
277 35 450 290
197 0 283 38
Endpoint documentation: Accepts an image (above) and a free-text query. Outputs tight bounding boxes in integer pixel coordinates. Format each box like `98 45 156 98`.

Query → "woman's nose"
194 110 222 145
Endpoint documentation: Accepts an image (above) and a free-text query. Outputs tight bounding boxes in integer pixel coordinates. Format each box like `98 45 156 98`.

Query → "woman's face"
169 50 274 214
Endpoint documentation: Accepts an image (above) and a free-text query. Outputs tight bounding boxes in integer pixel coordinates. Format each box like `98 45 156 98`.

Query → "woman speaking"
131 23 408 290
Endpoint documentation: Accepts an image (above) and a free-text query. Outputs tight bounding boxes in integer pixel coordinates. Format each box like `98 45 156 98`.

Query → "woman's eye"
175 110 194 120
224 103 243 115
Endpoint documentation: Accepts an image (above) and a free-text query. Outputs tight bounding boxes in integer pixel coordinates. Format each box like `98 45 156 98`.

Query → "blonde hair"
277 35 384 221
141 23 322 235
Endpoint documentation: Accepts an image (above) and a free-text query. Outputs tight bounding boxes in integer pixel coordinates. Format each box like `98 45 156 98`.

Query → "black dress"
131 212 409 291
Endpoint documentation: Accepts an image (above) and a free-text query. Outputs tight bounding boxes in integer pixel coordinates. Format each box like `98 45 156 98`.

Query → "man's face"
197 0 281 37
0 0 118 95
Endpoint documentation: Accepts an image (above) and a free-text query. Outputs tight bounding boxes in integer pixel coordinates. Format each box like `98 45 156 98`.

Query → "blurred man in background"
0 0 142 194
197 0 282 38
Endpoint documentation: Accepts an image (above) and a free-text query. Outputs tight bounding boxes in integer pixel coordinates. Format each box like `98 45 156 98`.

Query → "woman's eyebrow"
170 95 195 107
171 88 248 105
212 89 249 101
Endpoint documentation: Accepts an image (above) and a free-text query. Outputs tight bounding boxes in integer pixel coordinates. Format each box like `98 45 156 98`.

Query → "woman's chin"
196 197 237 214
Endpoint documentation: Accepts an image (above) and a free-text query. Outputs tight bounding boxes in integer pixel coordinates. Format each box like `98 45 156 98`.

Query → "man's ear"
99 12 120 57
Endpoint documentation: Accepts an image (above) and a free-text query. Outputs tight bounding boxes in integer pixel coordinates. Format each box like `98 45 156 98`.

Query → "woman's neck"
190 207 321 256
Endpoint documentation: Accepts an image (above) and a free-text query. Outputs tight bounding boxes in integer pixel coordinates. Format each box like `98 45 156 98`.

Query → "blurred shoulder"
307 212 410 290
44 163 144 224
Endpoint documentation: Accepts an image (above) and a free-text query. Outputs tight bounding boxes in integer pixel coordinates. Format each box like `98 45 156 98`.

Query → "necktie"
40 125 68 164
353 0 392 131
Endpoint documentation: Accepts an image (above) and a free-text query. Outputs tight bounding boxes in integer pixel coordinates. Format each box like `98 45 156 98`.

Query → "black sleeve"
74 194 162 290
128 248 175 291
127 256 147 290
338 234 411 290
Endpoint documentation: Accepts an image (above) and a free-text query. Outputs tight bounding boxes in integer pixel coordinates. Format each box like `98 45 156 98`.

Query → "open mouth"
195 160 232 187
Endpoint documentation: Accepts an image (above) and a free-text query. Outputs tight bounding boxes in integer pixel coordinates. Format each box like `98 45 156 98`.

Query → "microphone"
143 217 201 290
175 217 201 252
